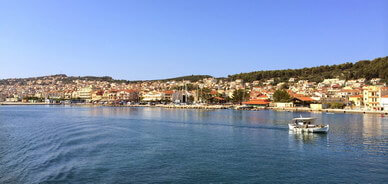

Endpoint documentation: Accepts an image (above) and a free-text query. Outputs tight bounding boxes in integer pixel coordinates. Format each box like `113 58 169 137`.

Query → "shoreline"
1 102 387 115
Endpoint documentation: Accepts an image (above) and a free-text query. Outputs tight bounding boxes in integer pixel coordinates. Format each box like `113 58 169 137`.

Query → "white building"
381 95 388 111
142 91 164 102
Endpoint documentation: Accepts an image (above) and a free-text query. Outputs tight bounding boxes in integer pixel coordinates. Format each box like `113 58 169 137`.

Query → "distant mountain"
227 56 388 83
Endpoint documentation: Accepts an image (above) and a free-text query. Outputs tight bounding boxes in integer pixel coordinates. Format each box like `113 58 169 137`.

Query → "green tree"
227 56 388 83
187 95 194 103
232 89 249 104
273 90 291 102
329 102 345 109
198 88 212 103
280 83 289 89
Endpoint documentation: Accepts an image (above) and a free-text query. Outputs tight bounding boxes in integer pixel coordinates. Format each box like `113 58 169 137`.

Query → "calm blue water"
0 106 387 183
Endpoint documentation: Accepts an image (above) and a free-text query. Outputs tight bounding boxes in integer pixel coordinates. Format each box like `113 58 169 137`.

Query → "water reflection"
75 107 387 156
361 114 387 155
362 114 384 137
289 131 328 144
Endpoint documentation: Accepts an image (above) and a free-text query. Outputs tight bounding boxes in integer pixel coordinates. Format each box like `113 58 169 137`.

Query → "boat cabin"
292 117 316 126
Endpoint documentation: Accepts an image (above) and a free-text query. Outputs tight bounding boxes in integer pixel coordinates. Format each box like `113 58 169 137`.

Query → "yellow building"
77 87 93 100
362 86 388 110
349 95 363 108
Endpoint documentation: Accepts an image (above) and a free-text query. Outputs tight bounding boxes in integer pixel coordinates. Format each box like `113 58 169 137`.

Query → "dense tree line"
63 76 116 83
160 75 213 82
227 56 388 83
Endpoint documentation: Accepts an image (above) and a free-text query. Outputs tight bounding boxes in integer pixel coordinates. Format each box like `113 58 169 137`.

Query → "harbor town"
1 74 387 114
1 1 388 183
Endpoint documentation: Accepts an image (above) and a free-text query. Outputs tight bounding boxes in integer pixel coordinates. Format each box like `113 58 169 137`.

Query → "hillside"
0 74 213 85
228 56 388 83
1 56 387 84
158 75 213 82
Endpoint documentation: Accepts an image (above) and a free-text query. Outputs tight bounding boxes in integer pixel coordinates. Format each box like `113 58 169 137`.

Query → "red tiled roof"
349 95 362 98
243 99 270 105
163 90 174 95
257 95 269 98
294 96 315 102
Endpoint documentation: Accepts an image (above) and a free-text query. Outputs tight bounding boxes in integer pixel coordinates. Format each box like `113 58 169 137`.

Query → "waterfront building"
362 86 388 110
291 96 315 107
117 90 139 102
6 96 19 102
242 99 270 107
104 90 119 101
91 90 104 102
273 102 294 108
163 90 174 102
172 91 191 103
349 95 363 108
77 87 93 100
142 91 164 102
380 95 388 111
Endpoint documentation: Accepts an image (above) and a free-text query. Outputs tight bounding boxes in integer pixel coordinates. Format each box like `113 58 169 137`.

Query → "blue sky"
0 0 387 80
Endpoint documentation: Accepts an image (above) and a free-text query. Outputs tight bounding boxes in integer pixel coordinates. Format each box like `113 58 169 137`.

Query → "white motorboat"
289 116 329 133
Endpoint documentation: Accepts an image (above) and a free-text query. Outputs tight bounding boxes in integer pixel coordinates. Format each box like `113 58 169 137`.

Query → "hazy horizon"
1 0 387 80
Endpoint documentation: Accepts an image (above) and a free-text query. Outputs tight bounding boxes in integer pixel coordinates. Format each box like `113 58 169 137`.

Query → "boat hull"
288 124 329 133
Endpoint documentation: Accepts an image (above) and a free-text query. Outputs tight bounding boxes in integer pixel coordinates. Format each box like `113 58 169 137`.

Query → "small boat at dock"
289 116 329 133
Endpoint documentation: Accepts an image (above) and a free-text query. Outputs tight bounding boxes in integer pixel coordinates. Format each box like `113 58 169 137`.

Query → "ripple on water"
1 106 388 183
30 128 114 183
